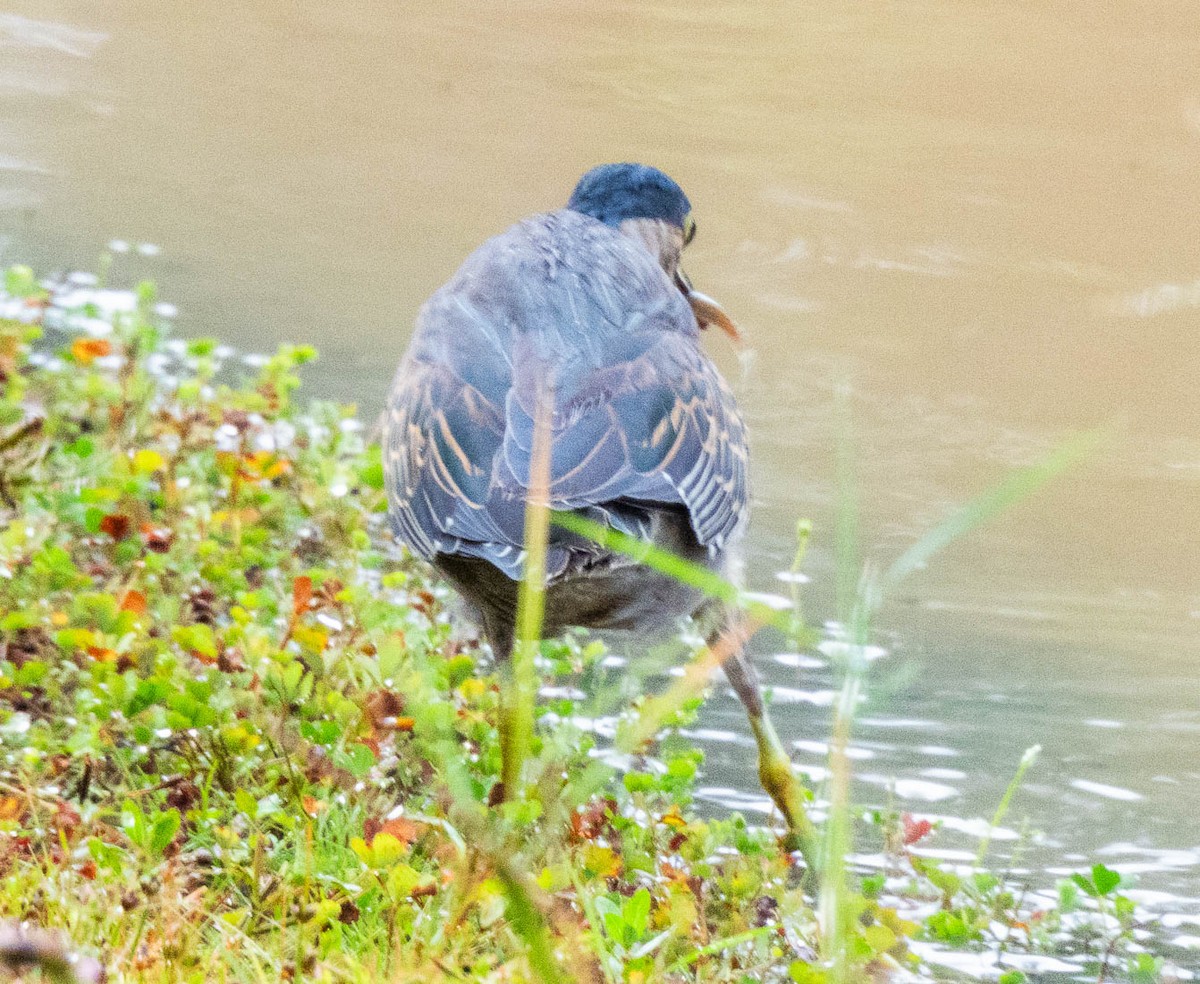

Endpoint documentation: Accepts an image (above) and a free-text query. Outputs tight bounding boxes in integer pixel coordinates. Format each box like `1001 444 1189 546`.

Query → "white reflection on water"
858 775 959 803
0 13 106 58
1069 778 1145 802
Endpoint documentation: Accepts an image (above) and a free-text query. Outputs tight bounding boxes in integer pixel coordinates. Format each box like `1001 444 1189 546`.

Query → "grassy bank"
0 265 1167 983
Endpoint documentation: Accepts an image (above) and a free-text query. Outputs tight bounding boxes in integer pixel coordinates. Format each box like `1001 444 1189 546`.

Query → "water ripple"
0 14 107 58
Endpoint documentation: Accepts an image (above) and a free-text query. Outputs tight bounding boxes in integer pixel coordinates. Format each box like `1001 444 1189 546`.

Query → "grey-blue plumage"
385 208 747 638
382 164 817 862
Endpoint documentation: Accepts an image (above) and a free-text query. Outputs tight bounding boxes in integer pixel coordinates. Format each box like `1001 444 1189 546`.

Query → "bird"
383 163 815 861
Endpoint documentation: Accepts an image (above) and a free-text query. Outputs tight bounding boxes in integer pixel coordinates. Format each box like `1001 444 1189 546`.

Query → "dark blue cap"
567 163 692 229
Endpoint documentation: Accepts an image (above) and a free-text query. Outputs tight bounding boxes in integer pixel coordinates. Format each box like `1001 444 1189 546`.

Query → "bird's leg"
716 616 820 871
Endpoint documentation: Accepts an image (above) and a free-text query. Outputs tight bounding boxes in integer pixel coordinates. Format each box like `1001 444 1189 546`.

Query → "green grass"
0 264 1164 983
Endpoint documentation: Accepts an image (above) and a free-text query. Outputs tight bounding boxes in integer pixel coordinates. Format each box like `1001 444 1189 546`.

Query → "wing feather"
384 209 748 581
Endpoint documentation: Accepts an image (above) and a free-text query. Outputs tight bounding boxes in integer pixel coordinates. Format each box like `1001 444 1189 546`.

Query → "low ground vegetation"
0 266 1166 982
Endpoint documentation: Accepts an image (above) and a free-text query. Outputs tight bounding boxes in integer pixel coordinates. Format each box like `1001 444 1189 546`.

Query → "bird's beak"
675 269 742 344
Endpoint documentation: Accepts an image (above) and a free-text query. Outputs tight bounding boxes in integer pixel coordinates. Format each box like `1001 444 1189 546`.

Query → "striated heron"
383 163 815 861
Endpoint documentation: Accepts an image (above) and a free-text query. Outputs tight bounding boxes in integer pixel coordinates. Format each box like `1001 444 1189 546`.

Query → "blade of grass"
976 743 1041 866
617 614 764 753
880 429 1106 601
665 924 778 973
551 511 796 636
820 385 863 982
501 393 553 797
433 689 587 984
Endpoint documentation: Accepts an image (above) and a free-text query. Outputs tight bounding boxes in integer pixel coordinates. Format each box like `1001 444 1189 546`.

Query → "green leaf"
861 922 896 954
150 810 181 854
186 337 218 357
4 265 43 299
1 610 39 631
623 887 651 939
334 742 375 778
64 436 95 458
357 445 385 490
372 833 406 869
789 962 828 984
301 720 341 745
1129 953 1162 984
234 789 258 819
1091 863 1120 896
1058 878 1080 911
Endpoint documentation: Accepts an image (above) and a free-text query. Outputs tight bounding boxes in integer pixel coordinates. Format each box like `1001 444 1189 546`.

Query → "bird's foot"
750 713 820 873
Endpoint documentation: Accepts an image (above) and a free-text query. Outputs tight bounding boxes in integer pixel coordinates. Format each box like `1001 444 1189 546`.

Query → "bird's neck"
617 218 684 281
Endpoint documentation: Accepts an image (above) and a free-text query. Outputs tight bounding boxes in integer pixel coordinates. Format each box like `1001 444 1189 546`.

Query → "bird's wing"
495 322 748 555
383 353 510 562
384 210 748 579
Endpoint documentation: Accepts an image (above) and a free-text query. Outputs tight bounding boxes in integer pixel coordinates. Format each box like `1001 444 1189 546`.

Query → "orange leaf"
99 513 132 541
377 817 426 847
262 457 291 480
0 795 25 822
302 796 326 817
86 646 118 663
71 337 112 364
292 575 313 617
119 589 147 615
394 717 415 732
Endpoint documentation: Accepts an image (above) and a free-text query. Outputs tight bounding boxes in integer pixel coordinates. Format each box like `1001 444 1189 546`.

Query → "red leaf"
99 513 132 541
140 524 174 553
902 813 934 846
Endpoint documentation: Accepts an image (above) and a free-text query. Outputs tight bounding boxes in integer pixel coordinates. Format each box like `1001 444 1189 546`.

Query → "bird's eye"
683 214 697 246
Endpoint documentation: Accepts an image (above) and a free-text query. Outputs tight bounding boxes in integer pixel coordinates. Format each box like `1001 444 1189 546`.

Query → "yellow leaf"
308 898 340 926
132 449 165 474
863 922 898 954
291 624 328 654
458 678 487 701
369 832 405 868
386 863 424 897
659 807 687 829
583 845 622 879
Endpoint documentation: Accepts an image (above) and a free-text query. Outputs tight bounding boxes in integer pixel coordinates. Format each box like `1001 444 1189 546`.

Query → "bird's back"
384 207 748 594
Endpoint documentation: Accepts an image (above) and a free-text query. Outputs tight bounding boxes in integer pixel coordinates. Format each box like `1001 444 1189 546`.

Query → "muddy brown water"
3 0 1199 942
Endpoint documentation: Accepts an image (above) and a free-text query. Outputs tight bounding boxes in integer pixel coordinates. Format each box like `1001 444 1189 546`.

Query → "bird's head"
567 163 740 342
